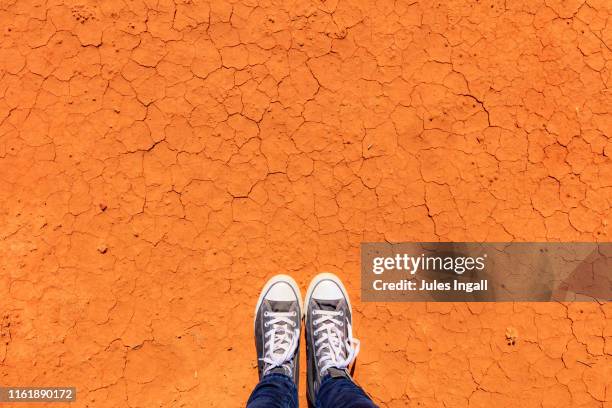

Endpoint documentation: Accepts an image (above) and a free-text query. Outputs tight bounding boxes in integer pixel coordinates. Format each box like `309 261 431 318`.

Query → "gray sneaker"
304 273 361 403
254 275 302 382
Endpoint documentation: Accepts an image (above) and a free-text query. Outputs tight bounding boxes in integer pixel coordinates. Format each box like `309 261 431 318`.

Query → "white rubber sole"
304 272 353 316
254 274 303 328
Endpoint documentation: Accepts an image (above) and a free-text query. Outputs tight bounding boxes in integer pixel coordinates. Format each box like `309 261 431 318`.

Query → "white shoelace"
260 310 299 376
313 309 360 376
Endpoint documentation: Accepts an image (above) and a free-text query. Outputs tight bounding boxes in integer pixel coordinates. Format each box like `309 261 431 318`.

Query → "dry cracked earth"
1 0 611 406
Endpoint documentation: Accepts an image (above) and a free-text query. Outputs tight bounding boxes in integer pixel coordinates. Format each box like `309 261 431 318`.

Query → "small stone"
99 203 107 212
97 244 108 254
505 327 518 346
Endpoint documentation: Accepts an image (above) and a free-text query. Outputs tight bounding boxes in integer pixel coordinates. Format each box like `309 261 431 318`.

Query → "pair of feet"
254 273 361 403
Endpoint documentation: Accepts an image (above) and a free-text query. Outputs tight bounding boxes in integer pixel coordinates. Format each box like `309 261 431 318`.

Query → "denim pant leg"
315 375 378 408
246 374 298 408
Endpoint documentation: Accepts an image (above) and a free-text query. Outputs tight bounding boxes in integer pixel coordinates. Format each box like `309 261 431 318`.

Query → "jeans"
246 373 378 408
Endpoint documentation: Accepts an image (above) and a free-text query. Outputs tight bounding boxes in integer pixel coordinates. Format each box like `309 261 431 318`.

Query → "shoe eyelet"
264 311 269 317
292 311 297 317
339 311 344 316
339 322 344 327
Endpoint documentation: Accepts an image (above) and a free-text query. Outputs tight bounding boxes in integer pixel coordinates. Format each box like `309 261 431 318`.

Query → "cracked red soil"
1 0 611 407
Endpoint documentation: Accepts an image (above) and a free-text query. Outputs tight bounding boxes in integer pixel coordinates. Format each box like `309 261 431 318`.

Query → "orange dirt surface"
1 0 611 407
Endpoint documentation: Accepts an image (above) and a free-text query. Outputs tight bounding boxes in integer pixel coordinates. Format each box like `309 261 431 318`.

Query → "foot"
254 275 302 382
305 273 361 403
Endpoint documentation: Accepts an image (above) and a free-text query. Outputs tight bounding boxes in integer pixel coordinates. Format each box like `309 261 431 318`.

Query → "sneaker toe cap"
266 281 299 301
312 279 344 300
